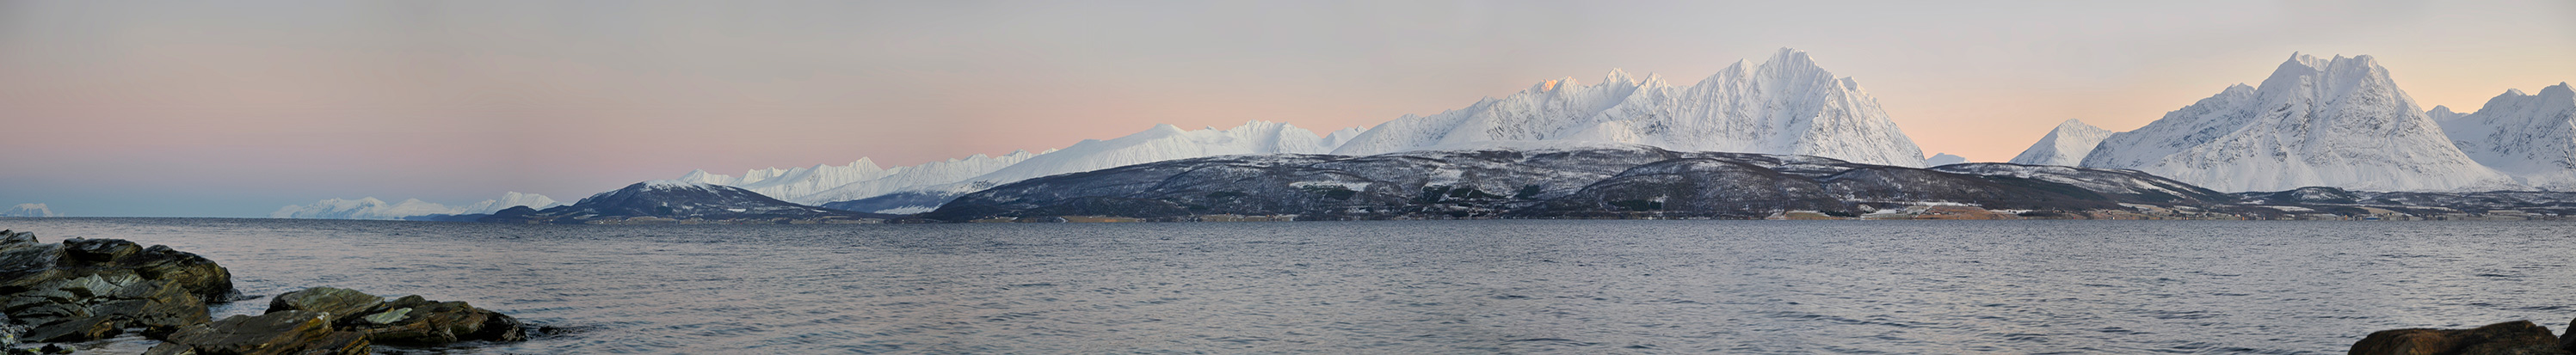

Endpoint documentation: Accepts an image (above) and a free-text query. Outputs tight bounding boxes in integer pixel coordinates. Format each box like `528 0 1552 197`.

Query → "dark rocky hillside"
922 145 2273 221
479 181 897 224
2233 187 2576 217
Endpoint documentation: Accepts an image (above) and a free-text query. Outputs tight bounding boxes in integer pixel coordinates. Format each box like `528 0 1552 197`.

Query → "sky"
2 0 2572 217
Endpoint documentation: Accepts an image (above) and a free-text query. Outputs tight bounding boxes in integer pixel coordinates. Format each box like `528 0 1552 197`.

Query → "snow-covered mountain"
1329 48 1927 167
948 121 1351 188
674 158 901 203
681 120 1358 212
2007 119 2115 166
2077 53 2522 193
819 121 1356 212
271 192 562 219
2437 83 2576 190
680 150 1045 205
2 203 59 217
1925 153 1968 166
2426 105 2467 122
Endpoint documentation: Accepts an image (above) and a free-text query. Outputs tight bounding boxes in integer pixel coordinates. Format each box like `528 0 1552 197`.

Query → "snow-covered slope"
961 120 1346 186
682 150 1043 205
2438 83 2576 190
684 120 1353 211
1330 48 1927 167
812 121 1352 211
2426 106 2467 122
675 159 897 201
2077 53 2522 193
772 151 1044 205
272 192 563 219
2 203 59 217
2006 119 2115 166
1925 153 1968 166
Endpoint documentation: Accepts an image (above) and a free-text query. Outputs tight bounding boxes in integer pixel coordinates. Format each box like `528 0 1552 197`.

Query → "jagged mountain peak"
2008 119 2115 167
1603 68 1637 85
2439 83 2576 190
1330 48 1926 167
2537 82 2574 98
1766 47 1821 70
2080 52 2520 193
2056 119 2098 130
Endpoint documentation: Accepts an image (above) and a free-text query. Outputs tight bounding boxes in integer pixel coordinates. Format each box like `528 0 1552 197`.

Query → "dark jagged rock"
266 287 382 321
0 230 235 342
2351 321 2569 355
150 310 369 355
480 181 899 224
2564 318 2576 353
263 287 525 346
348 295 525 344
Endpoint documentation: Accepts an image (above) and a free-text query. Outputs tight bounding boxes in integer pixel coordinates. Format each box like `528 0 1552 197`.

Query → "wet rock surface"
0 230 235 343
269 287 526 346
148 310 369 355
2351 320 2574 355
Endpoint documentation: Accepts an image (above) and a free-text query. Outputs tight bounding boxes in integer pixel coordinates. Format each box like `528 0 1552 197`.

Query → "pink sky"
3 1 2572 217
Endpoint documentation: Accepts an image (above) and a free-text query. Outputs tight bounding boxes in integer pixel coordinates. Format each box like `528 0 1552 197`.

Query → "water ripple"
3 218 2569 353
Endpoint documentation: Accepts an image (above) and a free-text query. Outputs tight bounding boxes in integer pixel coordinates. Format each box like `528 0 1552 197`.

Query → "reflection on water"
3 218 2569 353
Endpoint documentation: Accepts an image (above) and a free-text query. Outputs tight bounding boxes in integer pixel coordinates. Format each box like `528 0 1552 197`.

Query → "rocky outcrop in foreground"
0 230 236 343
2351 319 2576 354
146 287 526 354
0 230 530 354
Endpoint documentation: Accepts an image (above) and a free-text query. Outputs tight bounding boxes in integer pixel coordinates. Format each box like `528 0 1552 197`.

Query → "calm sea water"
0 218 2569 354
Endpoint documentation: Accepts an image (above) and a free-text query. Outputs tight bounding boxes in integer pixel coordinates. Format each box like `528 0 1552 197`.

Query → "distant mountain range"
676 48 1929 215
680 120 1363 215
924 144 2237 221
277 49 2573 221
1328 49 1926 168
273 192 562 220
2009 55 2574 193
2074 53 2521 193
469 181 896 224
2 203 58 217
2436 83 2576 190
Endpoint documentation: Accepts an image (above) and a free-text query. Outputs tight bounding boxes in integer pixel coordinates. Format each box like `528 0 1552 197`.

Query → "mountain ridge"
2437 83 2576 191
1329 48 1927 168
2077 53 2522 193
2008 119 2114 166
